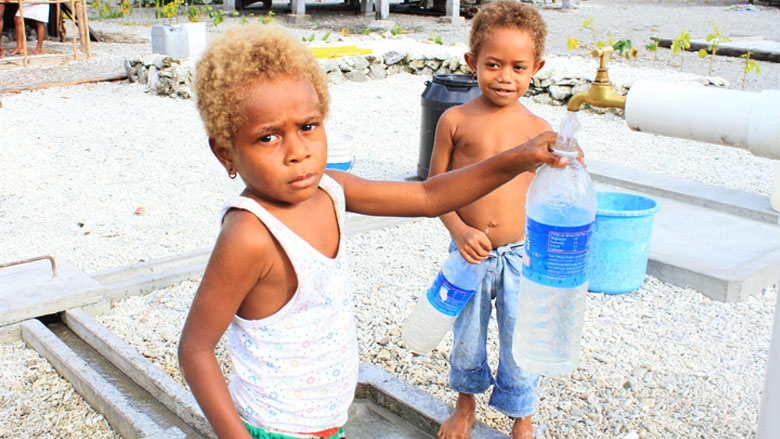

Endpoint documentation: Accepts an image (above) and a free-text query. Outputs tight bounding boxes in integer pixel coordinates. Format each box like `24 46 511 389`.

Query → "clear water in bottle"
512 112 597 375
402 251 483 355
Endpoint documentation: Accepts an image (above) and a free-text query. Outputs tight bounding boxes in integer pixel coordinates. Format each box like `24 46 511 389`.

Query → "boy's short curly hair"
469 0 546 60
195 24 330 148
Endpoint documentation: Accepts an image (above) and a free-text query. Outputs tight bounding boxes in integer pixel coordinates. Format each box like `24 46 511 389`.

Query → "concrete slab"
62 309 215 438
21 319 177 439
694 36 780 56
588 160 777 224
590 160 780 302
0 258 102 327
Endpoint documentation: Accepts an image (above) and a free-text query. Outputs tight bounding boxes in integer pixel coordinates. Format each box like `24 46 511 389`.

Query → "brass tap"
566 46 627 112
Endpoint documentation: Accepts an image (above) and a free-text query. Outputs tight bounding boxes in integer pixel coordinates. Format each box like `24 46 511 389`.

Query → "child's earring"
228 168 237 179
471 72 477 80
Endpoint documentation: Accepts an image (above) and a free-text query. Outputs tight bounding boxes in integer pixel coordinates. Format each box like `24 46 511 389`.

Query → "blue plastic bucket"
588 191 660 294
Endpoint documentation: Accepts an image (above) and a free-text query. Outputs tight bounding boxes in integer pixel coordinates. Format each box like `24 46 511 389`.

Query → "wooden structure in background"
12 0 91 67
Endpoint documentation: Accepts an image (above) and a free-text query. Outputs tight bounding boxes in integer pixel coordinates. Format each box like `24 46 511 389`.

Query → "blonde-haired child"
178 23 567 439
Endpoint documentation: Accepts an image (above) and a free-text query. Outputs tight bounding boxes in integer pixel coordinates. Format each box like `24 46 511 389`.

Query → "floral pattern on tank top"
221 175 359 433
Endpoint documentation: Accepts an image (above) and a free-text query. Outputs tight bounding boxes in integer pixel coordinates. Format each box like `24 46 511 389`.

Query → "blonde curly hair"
469 0 547 60
195 24 330 148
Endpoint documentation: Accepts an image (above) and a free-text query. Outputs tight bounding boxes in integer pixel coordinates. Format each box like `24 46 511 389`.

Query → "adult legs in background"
9 13 22 55
32 19 43 54
0 3 5 57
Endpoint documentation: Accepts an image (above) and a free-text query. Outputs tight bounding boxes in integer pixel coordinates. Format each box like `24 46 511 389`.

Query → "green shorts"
243 422 345 439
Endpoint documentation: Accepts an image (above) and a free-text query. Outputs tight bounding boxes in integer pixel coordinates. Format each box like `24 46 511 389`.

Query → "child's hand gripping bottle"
512 112 597 375
402 251 483 355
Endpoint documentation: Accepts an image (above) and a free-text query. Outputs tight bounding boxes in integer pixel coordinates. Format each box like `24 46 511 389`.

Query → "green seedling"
359 27 371 35
206 6 225 27
428 32 443 45
670 29 691 72
187 6 200 22
260 10 275 24
596 32 616 49
740 50 760 90
390 24 405 36
613 39 635 59
120 0 131 16
301 33 316 42
92 0 128 19
321 31 331 41
645 38 659 65
697 20 731 77
582 18 597 47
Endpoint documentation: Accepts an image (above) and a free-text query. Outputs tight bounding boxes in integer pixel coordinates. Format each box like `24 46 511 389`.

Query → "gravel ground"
1 1 779 438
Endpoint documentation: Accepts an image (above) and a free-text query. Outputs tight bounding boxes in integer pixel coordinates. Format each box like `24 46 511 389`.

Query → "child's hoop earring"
229 169 237 179
471 73 477 80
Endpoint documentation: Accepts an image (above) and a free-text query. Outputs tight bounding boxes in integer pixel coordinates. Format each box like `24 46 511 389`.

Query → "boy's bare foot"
511 416 534 439
438 393 476 439
9 48 22 56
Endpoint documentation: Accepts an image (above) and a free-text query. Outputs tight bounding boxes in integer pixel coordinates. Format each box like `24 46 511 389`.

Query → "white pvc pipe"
625 80 780 160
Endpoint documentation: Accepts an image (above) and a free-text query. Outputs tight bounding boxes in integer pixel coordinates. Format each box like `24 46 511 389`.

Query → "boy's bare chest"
454 120 535 162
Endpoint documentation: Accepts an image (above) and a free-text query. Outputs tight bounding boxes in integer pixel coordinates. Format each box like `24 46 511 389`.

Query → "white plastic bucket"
151 23 207 60
326 132 354 171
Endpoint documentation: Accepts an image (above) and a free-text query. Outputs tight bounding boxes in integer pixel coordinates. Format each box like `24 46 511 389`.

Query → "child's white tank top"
220 174 358 434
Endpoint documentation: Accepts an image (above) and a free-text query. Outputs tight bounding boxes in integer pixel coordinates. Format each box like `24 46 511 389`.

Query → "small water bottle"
512 112 597 375
402 251 483 355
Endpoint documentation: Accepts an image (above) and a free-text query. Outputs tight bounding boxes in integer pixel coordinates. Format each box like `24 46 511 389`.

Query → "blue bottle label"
523 217 594 288
426 271 476 317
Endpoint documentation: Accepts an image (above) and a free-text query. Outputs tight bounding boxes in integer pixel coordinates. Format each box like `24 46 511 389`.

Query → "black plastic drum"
417 73 481 180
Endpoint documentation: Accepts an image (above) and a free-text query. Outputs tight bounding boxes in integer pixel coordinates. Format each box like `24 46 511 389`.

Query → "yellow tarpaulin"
308 46 373 59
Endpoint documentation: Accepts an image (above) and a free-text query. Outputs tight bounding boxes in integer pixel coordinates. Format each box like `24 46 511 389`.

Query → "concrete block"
21 319 164 439
62 309 215 438
589 160 778 224
356 363 507 438
0 258 102 327
437 16 465 24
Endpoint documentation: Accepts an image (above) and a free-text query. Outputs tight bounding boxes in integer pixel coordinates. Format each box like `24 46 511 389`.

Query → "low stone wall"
124 51 727 115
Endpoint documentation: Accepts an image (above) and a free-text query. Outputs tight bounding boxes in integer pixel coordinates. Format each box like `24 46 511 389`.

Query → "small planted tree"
645 38 660 66
697 20 731 77
741 50 760 90
671 29 691 72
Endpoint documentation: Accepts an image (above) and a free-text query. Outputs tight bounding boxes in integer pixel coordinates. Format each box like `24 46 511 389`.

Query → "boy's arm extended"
178 213 272 439
428 109 492 264
328 131 565 219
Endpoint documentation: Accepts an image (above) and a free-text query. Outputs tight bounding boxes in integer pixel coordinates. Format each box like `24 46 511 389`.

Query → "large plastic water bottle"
402 251 483 355
512 112 597 375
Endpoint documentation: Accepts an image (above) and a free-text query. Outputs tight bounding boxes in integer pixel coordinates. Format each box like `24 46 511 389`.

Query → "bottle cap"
554 111 581 157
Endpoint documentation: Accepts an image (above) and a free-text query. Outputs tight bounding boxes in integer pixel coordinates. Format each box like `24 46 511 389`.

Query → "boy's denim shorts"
448 240 539 418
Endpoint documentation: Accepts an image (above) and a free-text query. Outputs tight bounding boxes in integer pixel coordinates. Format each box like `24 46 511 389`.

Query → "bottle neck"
552 149 579 158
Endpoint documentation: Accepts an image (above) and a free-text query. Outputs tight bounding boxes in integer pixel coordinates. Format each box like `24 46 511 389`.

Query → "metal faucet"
566 46 627 112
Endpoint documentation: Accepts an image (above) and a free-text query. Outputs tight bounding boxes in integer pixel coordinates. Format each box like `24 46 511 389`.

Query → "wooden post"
17 0 28 67
75 0 86 53
79 0 90 58
756 279 780 438
69 0 77 60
